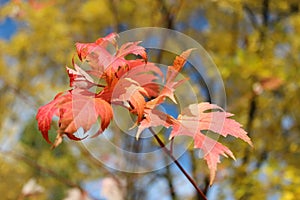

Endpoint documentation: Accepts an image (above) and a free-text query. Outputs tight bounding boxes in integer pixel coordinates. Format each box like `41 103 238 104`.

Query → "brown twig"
149 128 207 200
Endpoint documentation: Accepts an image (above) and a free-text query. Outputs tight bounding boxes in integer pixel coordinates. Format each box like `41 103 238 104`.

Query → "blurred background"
0 0 299 199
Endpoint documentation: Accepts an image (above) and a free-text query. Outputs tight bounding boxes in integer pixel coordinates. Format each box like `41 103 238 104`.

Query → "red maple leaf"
36 90 113 146
136 108 176 139
58 90 113 137
118 61 163 97
111 78 148 122
66 64 95 89
76 33 117 61
76 36 147 76
145 49 193 108
36 92 63 144
170 102 252 184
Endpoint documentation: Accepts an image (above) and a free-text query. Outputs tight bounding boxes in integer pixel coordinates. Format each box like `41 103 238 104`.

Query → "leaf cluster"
36 33 252 184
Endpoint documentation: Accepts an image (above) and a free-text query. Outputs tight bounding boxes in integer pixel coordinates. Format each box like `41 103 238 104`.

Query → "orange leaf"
36 93 63 144
172 48 195 72
58 90 113 138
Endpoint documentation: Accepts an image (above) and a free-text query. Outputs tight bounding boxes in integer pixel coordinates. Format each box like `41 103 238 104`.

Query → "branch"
6 150 81 188
243 4 259 30
149 128 207 200
164 141 178 199
107 0 121 32
190 150 210 199
262 0 270 28
0 150 99 200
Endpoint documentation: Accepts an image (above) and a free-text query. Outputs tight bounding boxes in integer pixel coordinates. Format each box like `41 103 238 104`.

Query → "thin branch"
3 150 81 188
262 0 270 28
243 4 259 30
154 0 184 64
107 0 121 32
190 150 209 199
164 143 178 200
149 128 207 200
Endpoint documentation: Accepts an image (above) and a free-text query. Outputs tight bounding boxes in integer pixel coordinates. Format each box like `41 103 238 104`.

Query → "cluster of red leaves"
36 33 252 184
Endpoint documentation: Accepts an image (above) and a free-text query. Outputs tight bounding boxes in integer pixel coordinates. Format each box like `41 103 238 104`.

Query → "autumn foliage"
36 33 252 185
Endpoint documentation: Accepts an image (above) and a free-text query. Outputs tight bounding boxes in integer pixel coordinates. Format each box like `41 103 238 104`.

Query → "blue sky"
0 0 17 40
0 17 17 40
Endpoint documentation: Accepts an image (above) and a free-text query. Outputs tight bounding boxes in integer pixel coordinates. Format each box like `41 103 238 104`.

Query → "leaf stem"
149 128 207 200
